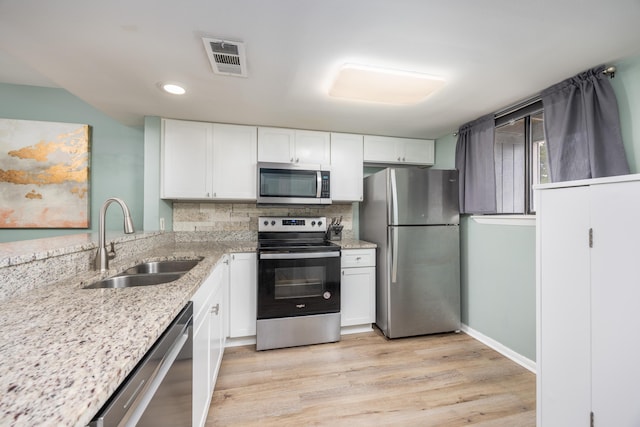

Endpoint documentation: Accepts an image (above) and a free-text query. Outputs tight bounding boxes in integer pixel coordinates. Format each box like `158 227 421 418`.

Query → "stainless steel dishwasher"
89 302 193 427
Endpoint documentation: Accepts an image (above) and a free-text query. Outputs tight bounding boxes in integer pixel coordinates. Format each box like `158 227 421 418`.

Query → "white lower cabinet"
340 249 376 327
228 252 257 338
192 256 228 427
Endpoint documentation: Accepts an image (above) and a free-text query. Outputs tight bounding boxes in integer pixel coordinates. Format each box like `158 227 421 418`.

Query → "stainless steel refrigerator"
360 168 460 339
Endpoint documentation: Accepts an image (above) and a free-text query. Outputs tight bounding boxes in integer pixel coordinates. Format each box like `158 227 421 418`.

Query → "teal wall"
435 53 640 362
0 83 144 243
143 116 173 231
611 55 640 173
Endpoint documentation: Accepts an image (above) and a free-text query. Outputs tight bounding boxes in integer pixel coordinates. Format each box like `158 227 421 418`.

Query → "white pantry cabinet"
228 252 257 338
363 135 434 166
340 249 376 327
161 119 257 200
536 176 640 427
330 133 363 202
192 256 228 427
258 127 330 164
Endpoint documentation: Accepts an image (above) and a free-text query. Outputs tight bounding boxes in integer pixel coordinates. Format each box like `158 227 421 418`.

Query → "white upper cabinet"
258 127 330 164
211 124 257 200
330 133 363 202
162 119 213 199
161 119 257 200
363 135 434 166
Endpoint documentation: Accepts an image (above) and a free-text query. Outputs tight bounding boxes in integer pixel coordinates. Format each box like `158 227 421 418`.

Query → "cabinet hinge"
589 228 593 248
590 411 594 427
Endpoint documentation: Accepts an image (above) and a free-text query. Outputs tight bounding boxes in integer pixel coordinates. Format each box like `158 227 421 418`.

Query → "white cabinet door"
229 252 257 338
590 181 640 427
258 127 330 164
212 124 257 200
192 317 210 427
340 249 376 328
330 133 363 202
257 127 295 163
363 135 399 164
192 258 228 427
363 135 434 166
162 119 212 199
208 265 226 395
402 138 434 164
295 130 331 164
536 186 591 427
341 266 376 327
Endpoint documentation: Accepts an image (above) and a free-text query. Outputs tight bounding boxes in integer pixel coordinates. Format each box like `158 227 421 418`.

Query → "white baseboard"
461 324 537 374
341 324 374 335
225 336 256 348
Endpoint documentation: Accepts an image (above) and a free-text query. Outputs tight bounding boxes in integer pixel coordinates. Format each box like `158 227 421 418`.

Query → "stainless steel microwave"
257 162 331 205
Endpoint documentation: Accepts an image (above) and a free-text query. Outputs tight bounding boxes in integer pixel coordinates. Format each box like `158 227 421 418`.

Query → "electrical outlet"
159 217 165 231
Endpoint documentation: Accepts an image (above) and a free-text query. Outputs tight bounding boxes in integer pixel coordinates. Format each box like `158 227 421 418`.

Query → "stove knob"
263 220 268 226
311 221 316 226
271 220 276 226
317 221 323 226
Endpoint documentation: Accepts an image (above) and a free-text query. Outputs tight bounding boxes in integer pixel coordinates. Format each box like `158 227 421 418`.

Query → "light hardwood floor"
207 330 535 426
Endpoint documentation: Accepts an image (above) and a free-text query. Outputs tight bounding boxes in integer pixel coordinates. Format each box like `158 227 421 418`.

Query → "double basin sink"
84 258 203 289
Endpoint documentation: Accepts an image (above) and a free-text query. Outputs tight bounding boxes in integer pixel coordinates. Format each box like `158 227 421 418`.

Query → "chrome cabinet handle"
211 304 220 315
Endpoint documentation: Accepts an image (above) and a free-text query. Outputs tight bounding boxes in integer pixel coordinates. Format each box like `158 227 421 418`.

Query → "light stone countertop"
0 240 255 427
336 239 377 249
0 236 375 427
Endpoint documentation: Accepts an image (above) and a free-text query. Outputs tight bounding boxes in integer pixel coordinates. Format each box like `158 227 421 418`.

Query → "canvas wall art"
0 119 90 228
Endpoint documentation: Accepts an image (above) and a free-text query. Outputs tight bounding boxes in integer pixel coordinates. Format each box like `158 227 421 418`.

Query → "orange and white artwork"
0 119 90 228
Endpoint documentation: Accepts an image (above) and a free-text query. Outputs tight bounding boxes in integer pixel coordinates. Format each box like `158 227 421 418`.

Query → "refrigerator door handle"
390 169 398 224
390 227 398 284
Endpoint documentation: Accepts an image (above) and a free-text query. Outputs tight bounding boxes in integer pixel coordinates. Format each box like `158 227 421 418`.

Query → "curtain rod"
453 65 617 136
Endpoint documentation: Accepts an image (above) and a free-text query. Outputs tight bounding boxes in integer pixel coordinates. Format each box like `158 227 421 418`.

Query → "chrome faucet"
95 197 135 272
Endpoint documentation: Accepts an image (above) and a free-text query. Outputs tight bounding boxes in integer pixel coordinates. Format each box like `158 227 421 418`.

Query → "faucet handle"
108 242 116 259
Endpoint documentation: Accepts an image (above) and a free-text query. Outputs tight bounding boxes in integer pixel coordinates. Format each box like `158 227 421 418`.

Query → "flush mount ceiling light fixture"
158 82 186 95
329 64 445 105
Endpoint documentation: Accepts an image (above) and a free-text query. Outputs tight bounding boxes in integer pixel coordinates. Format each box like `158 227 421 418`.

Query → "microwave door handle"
316 171 322 198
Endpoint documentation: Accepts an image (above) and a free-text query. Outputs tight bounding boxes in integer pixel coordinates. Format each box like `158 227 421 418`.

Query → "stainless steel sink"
83 257 203 289
84 273 184 289
121 258 203 275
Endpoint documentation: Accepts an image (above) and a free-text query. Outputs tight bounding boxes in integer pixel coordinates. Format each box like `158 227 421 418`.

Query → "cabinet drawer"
341 249 375 268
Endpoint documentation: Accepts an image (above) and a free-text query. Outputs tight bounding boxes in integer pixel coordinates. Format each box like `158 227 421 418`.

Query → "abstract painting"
0 119 90 228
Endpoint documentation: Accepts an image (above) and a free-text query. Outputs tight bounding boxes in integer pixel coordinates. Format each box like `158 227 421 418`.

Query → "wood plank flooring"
207 329 535 426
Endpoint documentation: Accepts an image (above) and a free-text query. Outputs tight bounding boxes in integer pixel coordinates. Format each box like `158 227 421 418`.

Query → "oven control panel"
259 216 327 232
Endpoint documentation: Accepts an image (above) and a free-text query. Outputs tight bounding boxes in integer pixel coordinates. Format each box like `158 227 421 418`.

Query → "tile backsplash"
173 202 355 240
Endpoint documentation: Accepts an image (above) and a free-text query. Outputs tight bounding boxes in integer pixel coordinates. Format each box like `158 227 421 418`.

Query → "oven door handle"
260 251 340 260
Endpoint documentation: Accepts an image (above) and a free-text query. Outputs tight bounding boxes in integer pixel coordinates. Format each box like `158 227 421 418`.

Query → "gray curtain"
455 114 496 214
541 65 629 182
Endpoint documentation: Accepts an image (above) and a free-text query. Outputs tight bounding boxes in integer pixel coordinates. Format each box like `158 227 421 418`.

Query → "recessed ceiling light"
158 82 186 95
329 64 445 105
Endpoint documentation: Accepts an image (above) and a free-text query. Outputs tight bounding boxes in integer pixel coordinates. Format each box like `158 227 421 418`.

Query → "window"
494 101 549 214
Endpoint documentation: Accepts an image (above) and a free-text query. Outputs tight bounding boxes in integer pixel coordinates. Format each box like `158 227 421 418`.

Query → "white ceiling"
1 0 639 139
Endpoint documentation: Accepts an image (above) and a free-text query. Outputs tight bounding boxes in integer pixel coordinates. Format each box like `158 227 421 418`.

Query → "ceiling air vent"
202 37 247 77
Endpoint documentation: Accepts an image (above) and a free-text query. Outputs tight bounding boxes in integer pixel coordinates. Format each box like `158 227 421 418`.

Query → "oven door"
258 250 340 319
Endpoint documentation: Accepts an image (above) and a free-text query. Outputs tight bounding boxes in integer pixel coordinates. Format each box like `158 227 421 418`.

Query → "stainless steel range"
256 216 341 351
